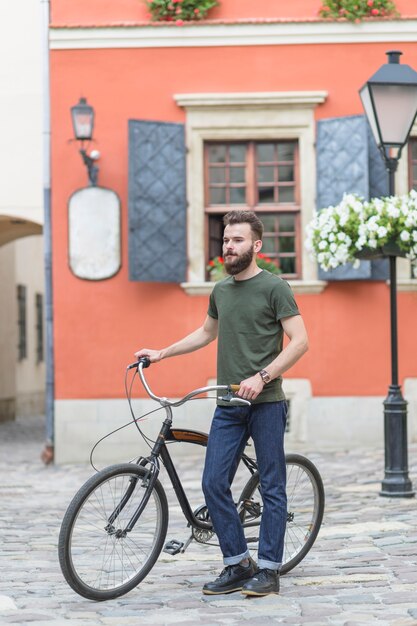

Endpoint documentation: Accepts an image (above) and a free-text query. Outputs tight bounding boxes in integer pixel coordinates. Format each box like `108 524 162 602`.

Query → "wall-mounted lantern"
70 97 100 186
68 97 121 281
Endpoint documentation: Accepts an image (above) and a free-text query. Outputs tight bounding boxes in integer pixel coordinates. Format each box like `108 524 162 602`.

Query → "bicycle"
58 358 325 601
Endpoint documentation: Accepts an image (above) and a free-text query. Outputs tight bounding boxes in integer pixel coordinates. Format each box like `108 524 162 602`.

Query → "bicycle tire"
59 463 168 600
238 453 324 575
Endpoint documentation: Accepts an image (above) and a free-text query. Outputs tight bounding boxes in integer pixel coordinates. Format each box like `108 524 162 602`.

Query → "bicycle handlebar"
127 359 250 407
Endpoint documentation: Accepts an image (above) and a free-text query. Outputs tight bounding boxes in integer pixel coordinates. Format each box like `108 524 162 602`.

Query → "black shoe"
202 559 257 595
241 568 280 596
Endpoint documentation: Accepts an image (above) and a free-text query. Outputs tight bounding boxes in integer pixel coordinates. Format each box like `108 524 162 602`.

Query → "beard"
224 246 255 275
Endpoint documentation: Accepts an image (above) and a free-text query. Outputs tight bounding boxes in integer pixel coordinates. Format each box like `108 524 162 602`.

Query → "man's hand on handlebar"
236 374 264 402
134 348 163 363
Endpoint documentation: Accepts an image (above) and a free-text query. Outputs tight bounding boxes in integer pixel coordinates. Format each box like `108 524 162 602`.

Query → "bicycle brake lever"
219 390 251 406
230 397 251 406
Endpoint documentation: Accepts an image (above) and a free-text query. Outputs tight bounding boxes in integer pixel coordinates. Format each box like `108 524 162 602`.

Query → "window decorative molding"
174 90 328 294
180 279 328 296
175 92 328 109
409 137 417 191
395 120 417 285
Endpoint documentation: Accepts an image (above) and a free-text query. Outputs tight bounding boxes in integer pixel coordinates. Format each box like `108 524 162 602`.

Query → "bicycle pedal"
242 499 262 517
163 539 184 555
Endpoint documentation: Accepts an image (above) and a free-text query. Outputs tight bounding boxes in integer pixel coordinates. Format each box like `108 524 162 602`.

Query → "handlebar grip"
127 357 151 370
230 384 240 393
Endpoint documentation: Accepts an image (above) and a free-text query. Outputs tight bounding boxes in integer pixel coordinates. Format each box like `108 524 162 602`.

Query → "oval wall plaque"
68 187 121 280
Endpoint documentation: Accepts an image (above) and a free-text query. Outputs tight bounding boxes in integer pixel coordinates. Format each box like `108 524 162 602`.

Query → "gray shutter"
128 119 187 282
316 115 388 281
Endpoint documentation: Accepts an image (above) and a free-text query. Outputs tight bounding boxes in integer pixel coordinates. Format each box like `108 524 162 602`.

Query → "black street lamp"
70 97 99 186
359 50 417 498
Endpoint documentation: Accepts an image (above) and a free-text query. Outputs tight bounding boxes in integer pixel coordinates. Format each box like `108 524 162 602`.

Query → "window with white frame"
174 91 327 293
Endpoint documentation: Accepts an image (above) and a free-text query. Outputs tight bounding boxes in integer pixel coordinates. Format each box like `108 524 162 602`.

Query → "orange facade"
50 1 417 403
51 0 417 24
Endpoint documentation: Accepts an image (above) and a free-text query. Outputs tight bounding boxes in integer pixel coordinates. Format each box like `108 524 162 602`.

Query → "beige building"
0 1 45 421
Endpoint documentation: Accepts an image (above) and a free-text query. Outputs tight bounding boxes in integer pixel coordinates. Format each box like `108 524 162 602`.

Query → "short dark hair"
223 210 263 241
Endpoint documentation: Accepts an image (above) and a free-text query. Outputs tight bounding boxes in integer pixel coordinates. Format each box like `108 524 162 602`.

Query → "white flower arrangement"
305 189 417 276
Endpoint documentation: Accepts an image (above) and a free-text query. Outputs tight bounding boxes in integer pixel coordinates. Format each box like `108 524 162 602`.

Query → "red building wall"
50 2 417 404
51 0 417 24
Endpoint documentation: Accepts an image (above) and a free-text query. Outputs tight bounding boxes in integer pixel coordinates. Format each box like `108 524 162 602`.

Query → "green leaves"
146 0 219 23
318 0 399 22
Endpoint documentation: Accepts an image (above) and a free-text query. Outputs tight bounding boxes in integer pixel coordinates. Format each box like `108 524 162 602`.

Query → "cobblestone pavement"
1 415 417 625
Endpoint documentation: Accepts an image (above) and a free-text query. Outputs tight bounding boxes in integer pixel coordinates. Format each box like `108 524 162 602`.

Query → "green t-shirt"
207 270 300 404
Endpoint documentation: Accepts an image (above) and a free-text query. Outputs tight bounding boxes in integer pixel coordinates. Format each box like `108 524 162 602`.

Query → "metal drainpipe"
40 0 54 463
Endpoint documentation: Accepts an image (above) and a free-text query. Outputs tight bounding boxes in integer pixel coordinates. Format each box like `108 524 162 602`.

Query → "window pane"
230 144 246 163
279 257 296 274
258 166 274 183
258 186 275 204
210 187 226 204
279 236 295 253
279 186 295 203
208 145 226 163
278 165 294 182
209 167 226 184
261 237 275 254
413 163 417 184
256 143 275 162
260 214 277 232
208 215 225 260
277 143 295 161
411 140 417 159
230 167 245 183
279 214 295 232
230 187 246 204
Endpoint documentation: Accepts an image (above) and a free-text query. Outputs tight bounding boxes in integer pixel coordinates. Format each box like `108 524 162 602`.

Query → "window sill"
180 279 328 296
396 279 417 292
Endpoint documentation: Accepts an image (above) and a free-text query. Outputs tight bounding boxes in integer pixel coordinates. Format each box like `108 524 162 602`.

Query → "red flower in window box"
207 254 281 282
318 0 398 21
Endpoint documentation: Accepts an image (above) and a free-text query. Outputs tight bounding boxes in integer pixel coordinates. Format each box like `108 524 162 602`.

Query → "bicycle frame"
107 359 258 536
113 402 258 535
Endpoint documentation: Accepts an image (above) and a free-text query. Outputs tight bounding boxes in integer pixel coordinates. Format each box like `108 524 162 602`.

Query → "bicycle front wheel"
239 453 324 575
59 463 168 601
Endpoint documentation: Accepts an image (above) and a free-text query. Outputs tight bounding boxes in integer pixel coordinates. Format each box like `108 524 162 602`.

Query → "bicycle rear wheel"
239 453 324 574
59 463 168 600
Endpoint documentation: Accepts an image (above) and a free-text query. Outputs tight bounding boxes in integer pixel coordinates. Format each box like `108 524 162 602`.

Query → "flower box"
305 191 417 277
354 241 407 261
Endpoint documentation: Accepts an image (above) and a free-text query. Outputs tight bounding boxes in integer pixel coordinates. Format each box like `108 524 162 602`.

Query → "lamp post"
70 97 99 186
359 50 417 497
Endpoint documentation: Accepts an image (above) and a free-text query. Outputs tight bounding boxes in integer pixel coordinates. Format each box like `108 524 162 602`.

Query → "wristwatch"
259 369 272 384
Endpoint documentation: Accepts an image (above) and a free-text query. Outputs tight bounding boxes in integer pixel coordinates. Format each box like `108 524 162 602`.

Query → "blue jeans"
202 401 287 571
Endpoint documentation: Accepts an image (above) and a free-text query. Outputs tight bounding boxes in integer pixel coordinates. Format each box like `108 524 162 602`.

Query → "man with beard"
134 210 308 596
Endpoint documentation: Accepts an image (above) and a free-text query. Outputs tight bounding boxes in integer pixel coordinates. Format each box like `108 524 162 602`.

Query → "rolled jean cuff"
223 549 250 566
258 558 281 571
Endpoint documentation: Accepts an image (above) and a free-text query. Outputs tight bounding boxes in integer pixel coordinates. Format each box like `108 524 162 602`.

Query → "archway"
0 214 45 442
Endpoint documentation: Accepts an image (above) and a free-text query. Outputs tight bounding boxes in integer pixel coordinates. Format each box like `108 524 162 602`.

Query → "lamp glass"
359 85 380 147
370 84 417 146
71 99 94 141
